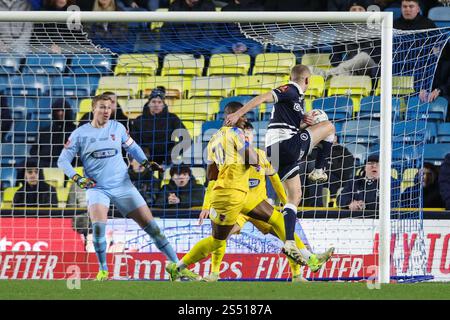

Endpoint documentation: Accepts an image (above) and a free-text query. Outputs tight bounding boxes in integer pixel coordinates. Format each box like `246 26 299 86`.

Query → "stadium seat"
69 54 114 75
437 123 450 143
188 76 235 99
0 144 30 166
207 53 251 76
23 54 67 75
7 75 51 96
122 99 146 119
375 76 415 96
150 8 168 31
170 99 219 121
0 74 11 94
201 120 222 142
76 98 92 122
0 55 21 74
182 120 203 141
234 75 288 96
252 53 296 75
425 122 438 144
0 167 17 189
301 53 331 70
3 120 46 143
252 121 268 148
95 76 141 98
218 95 258 121
401 168 419 193
43 168 66 188
312 96 353 120
0 184 22 209
304 75 325 99
428 7 450 28
56 186 71 204
359 96 402 120
340 120 380 145
140 75 191 99
328 75 372 113
114 54 159 76
51 75 100 97
406 96 448 123
392 120 427 148
161 54 205 77
344 143 367 166
384 7 402 20
259 103 274 121
423 143 449 166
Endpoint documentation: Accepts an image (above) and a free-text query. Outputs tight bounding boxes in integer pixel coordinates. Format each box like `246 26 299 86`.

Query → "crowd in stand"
0 0 449 213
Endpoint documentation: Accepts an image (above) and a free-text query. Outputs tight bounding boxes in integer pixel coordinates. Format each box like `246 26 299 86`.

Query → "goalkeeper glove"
72 174 96 189
142 160 164 173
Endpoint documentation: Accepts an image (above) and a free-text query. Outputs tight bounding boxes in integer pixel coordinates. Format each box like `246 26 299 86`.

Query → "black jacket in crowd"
439 153 450 210
169 0 215 11
154 179 205 209
13 182 58 208
401 180 445 208
393 14 437 30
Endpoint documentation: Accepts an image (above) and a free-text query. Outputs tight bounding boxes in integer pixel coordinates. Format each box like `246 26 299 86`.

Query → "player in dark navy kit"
225 65 335 263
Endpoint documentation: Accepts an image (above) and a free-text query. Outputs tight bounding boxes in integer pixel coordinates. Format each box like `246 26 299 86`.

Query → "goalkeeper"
199 120 334 282
57 94 198 281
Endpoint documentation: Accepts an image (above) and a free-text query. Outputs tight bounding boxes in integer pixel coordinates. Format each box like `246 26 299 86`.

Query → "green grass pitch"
0 281 449 300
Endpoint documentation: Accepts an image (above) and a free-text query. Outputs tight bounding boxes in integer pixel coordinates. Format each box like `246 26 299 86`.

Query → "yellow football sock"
211 243 226 274
288 258 301 277
294 233 306 250
181 236 226 267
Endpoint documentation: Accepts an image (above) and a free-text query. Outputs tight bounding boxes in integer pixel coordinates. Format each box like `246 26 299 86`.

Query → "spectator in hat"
401 162 444 208
154 165 204 208
337 154 400 211
13 159 58 209
130 87 189 165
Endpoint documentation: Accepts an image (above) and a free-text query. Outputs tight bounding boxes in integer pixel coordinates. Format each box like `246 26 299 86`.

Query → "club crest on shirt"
277 85 289 93
111 134 115 141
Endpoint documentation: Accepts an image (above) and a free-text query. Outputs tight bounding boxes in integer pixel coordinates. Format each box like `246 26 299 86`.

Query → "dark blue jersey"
268 81 305 131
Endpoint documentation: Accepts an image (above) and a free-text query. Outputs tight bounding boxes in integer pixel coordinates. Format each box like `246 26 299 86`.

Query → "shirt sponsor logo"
90 148 118 159
249 178 260 188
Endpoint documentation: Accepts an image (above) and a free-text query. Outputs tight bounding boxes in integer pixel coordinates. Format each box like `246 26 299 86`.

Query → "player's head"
422 162 438 188
92 93 113 124
401 0 421 20
170 165 192 187
290 64 311 90
101 91 118 112
365 154 379 180
348 1 366 12
147 87 166 115
224 101 247 128
243 121 254 144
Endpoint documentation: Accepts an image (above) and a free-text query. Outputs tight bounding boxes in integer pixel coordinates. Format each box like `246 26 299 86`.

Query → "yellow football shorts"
235 192 272 235
209 188 247 226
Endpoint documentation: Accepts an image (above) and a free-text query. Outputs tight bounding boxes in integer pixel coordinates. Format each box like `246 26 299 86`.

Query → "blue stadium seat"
0 75 11 94
428 7 450 28
392 120 427 147
423 144 450 166
51 75 100 97
384 7 402 20
437 123 450 143
69 54 114 75
406 96 448 123
260 103 274 121
0 144 30 166
0 55 21 74
425 122 438 144
359 96 401 121
0 167 17 189
312 96 353 120
392 145 421 162
23 55 67 75
6 75 51 96
201 120 222 142
345 143 367 166
3 120 46 143
340 120 380 145
218 96 258 121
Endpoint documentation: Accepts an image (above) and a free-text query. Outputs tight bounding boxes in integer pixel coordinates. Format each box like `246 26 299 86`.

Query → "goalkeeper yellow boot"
95 270 109 281
165 262 182 281
308 168 328 183
316 247 335 265
307 247 335 273
201 272 220 282
180 268 202 281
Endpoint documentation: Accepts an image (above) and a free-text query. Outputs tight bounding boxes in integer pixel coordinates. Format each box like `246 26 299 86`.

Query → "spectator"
130 88 189 165
401 162 444 208
154 165 204 208
264 0 327 11
328 135 356 198
13 159 58 208
128 157 159 206
0 0 33 54
393 0 437 30
337 154 401 211
30 98 76 168
221 0 264 11
439 153 450 210
78 91 129 129
42 0 75 10
169 0 215 11
328 0 372 11
0 95 11 143
116 0 158 11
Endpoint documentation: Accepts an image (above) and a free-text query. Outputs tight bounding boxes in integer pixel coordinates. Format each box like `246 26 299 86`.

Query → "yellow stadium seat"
253 53 297 76
207 53 251 76
114 54 159 76
96 76 141 98
188 76 235 99
150 8 168 31
327 75 373 113
56 187 71 204
0 184 22 209
375 76 415 96
161 54 205 77
170 99 219 121
76 99 92 123
304 75 325 98
301 53 332 70
183 120 203 140
401 168 418 193
141 75 191 99
43 168 65 188
122 99 146 119
235 75 288 96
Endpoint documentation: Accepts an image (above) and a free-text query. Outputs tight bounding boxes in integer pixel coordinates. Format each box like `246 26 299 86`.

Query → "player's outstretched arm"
225 91 274 126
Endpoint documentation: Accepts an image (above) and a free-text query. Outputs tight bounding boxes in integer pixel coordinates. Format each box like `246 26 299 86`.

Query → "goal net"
0 12 449 282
